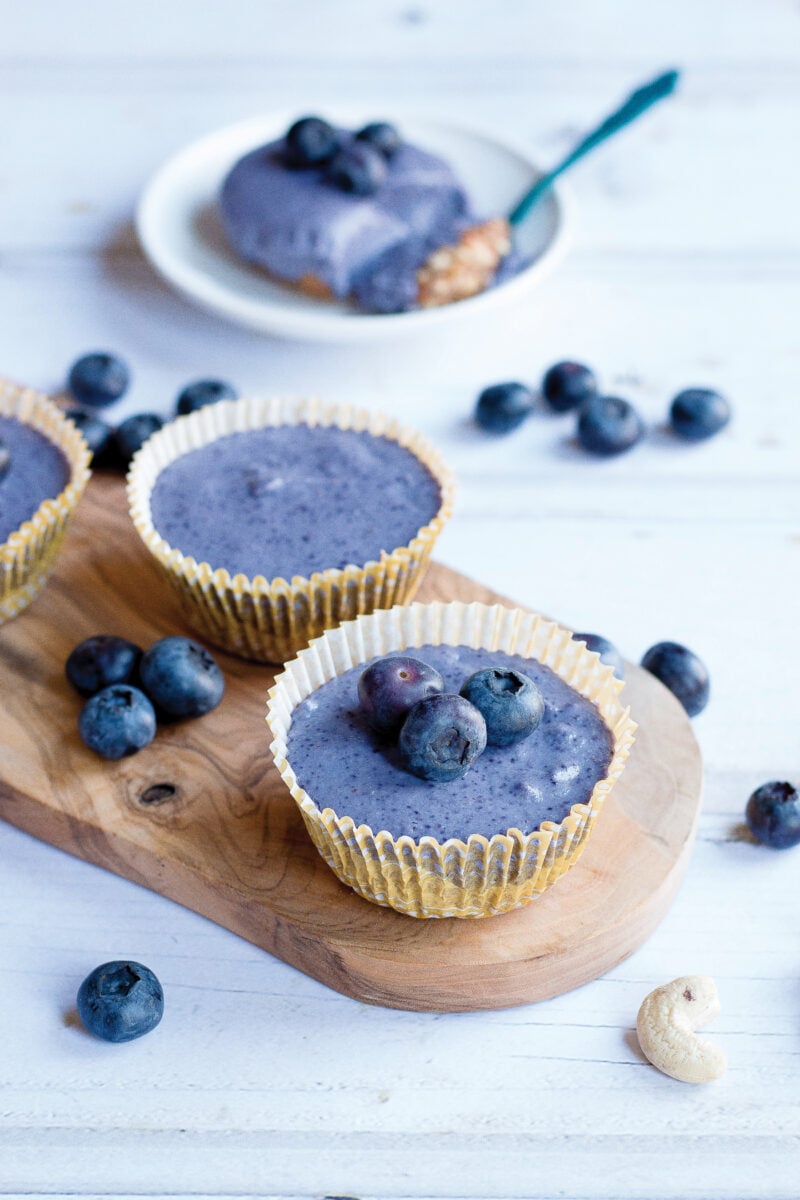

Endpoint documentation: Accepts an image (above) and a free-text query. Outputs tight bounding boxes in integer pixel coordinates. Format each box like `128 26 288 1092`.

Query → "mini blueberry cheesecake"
219 115 515 313
127 396 454 662
266 601 637 918
0 379 91 622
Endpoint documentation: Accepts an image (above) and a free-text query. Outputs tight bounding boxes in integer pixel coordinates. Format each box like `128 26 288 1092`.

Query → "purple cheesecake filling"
0 416 70 543
149 424 442 581
287 643 614 843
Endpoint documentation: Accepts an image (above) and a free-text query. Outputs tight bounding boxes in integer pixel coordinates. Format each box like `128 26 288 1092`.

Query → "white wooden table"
1 2 799 1196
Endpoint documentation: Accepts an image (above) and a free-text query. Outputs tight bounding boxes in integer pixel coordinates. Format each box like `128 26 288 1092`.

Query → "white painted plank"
1 0 799 68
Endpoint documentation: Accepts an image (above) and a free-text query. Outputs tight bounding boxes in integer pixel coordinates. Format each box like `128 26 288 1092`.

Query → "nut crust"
416 217 512 308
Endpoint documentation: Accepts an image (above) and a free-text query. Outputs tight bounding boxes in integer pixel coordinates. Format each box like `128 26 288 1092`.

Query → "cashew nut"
636 975 727 1084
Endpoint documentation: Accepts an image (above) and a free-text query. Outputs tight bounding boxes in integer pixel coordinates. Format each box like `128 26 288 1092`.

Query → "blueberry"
78 685 157 759
139 636 225 719
398 693 487 782
77 960 164 1043
460 667 544 747
669 387 731 442
113 413 164 467
284 116 338 168
355 121 402 159
326 143 387 196
66 635 143 697
64 409 117 466
67 352 130 408
542 361 597 413
475 382 535 434
577 394 644 456
0 439 9 481
176 379 237 417
358 655 444 737
572 632 625 680
641 641 710 717
745 781 800 850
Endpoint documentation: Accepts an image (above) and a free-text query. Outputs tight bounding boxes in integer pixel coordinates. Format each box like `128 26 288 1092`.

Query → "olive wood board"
0 475 703 1012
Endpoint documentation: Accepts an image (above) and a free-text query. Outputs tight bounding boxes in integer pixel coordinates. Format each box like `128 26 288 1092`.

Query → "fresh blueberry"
640 641 710 717
398 693 487 782
358 655 444 737
355 121 402 159
66 635 143 697
67 352 130 408
176 379 237 417
745 781 800 850
76 960 164 1043
460 667 544 747
139 636 225 719
475 382 535 434
64 409 117 466
284 116 339 168
0 439 9 481
577 394 644 456
78 685 157 759
669 387 731 442
113 414 164 467
542 361 597 413
326 143 387 196
572 632 625 680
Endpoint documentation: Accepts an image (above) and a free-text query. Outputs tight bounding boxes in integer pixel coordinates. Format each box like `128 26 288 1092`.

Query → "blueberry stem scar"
508 69 680 226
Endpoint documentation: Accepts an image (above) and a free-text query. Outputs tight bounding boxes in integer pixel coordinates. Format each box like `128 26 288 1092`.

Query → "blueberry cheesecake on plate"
219 115 522 314
266 601 636 918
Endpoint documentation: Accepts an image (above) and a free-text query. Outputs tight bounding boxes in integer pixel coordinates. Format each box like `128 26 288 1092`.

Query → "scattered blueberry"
113 413 164 467
398 693 487 782
64 409 117 466
460 667 544 747
284 116 339 168
67 352 130 408
76 960 164 1043
78 685 157 759
355 121 402 159
640 641 710 717
572 632 625 680
358 655 444 737
176 379 237 417
66 635 143 697
326 142 387 196
542 361 597 413
475 382 535 434
139 636 225 719
669 387 731 442
745 781 800 850
0 439 9 481
577 394 644 456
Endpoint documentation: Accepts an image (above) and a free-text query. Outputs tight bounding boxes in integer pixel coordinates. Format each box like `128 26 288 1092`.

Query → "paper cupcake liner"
127 396 455 663
266 601 637 919
0 379 91 623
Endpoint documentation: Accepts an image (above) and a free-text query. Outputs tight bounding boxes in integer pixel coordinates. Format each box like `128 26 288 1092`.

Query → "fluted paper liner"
0 379 91 622
266 601 637 918
127 396 454 663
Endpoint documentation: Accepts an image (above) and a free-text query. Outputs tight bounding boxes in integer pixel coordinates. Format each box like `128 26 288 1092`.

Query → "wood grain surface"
0 474 702 1011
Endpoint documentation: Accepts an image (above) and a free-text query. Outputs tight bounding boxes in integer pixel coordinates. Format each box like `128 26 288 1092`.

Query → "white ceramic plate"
136 113 571 342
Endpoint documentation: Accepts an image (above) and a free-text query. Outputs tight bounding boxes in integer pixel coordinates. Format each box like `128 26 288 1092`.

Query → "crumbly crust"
416 217 512 308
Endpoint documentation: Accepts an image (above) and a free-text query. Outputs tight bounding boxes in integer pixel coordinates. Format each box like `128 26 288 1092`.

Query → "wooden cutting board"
0 475 702 1012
